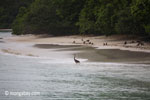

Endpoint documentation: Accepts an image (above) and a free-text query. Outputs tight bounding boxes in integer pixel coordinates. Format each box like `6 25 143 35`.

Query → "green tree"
12 0 150 36
12 0 84 35
0 0 34 28
131 0 150 35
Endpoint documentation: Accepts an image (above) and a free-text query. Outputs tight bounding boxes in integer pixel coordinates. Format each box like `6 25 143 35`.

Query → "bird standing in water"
74 54 80 64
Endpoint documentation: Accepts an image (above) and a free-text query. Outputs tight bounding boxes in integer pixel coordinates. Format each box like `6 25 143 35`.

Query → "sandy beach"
0 33 149 64
5 34 150 52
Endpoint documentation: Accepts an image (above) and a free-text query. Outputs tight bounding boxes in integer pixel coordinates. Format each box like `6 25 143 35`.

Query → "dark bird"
73 41 76 43
137 41 144 46
74 54 80 64
86 40 90 42
124 41 127 45
103 43 105 46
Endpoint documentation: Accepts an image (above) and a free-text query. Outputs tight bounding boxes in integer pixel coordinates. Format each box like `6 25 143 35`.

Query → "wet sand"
34 44 81 49
79 48 150 63
33 44 150 64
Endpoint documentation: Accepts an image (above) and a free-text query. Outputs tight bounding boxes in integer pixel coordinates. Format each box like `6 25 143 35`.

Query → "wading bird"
74 54 80 64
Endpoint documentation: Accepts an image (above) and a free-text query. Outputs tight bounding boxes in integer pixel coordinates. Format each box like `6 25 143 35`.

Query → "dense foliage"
1 0 150 36
77 0 150 36
0 0 34 29
12 0 85 35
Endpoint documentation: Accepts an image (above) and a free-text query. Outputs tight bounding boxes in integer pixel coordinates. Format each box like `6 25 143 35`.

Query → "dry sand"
5 34 150 53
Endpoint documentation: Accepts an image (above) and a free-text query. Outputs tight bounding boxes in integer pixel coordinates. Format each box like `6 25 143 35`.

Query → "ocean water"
0 32 150 100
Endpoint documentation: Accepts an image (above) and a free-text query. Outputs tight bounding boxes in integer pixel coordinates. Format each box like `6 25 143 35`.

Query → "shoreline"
0 29 12 32
1 34 150 64
6 34 150 53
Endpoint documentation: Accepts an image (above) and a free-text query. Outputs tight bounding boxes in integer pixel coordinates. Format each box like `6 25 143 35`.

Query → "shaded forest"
0 0 150 36
0 0 34 29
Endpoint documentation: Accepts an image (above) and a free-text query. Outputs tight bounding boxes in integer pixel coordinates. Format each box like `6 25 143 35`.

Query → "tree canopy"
0 0 150 36
0 0 34 29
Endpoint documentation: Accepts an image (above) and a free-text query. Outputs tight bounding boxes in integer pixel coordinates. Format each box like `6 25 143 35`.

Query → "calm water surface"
0 32 150 100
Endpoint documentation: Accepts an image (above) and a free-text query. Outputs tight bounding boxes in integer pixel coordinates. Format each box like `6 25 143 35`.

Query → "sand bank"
0 34 149 63
6 34 150 52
